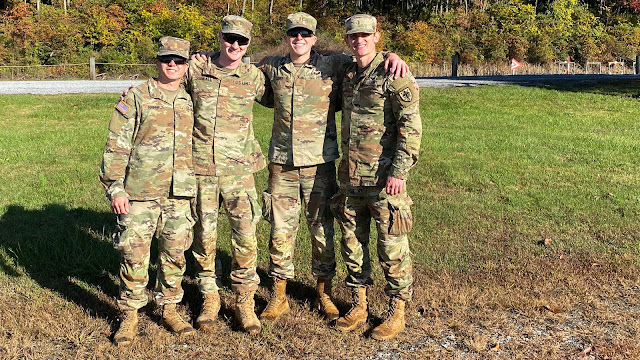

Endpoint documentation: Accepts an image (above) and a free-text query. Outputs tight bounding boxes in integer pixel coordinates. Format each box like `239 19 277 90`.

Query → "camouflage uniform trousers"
262 162 337 280
331 186 414 301
192 174 261 294
114 197 195 311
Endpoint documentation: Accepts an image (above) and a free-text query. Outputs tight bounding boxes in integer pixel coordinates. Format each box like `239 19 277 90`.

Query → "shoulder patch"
393 83 419 107
116 100 130 115
398 87 413 102
389 74 419 107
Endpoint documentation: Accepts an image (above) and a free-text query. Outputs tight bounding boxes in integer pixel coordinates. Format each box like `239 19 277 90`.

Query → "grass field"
1 83 640 359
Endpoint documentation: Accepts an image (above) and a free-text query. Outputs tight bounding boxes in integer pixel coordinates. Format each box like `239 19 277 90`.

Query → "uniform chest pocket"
357 85 385 109
192 78 221 98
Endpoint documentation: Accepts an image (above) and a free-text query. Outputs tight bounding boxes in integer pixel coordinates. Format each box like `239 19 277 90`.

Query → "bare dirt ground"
1 256 639 359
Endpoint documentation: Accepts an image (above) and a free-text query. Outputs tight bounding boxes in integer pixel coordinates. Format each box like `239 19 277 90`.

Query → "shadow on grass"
0 204 241 322
535 77 640 98
0 203 341 333
0 204 120 321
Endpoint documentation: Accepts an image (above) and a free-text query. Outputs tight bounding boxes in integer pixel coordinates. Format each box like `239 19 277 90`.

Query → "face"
285 28 317 59
155 56 189 82
219 32 250 63
344 32 380 59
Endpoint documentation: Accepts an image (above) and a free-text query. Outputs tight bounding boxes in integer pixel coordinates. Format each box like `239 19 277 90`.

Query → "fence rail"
0 57 638 80
0 60 156 80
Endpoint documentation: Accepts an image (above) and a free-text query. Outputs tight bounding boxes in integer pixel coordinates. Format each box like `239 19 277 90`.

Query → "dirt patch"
1 255 638 359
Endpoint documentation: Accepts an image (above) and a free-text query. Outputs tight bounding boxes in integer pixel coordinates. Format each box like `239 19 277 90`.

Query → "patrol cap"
157 36 190 59
345 14 377 35
221 15 253 40
286 12 317 33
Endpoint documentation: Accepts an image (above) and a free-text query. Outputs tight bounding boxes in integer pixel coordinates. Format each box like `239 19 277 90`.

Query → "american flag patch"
116 101 130 115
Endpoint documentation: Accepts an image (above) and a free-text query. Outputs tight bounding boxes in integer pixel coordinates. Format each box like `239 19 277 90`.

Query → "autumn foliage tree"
0 0 639 70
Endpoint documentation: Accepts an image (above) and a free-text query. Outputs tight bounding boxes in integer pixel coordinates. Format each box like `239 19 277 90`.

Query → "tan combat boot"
196 291 220 331
113 310 138 347
314 278 339 321
371 297 406 341
161 303 196 335
235 291 261 336
259 279 290 322
335 287 368 332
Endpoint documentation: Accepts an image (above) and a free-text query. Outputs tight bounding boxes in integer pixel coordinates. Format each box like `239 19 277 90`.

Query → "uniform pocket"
113 214 134 254
330 192 356 223
261 190 273 224
248 191 262 227
329 192 344 220
184 211 196 250
388 195 413 236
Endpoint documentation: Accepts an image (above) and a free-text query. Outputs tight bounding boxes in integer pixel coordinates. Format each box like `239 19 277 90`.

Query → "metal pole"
636 55 639 75
89 57 96 80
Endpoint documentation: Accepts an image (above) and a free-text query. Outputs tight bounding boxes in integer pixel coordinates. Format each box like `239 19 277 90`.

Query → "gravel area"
0 74 638 94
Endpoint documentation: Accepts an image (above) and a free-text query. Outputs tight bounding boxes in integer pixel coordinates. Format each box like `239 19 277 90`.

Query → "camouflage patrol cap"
157 36 190 59
221 15 253 40
286 12 317 33
345 14 377 35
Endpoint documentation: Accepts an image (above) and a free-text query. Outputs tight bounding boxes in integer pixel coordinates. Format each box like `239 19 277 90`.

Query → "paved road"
0 75 638 94
415 74 640 88
0 80 145 95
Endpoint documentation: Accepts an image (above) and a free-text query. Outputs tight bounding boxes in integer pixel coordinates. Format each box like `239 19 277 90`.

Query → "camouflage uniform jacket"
99 78 196 200
339 52 422 187
187 53 269 176
261 51 351 166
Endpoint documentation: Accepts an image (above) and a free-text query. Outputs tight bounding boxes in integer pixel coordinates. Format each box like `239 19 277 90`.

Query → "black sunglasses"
286 29 314 38
157 56 188 65
222 34 250 46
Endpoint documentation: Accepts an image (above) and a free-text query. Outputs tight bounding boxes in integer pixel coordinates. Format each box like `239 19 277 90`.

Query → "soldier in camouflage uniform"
187 15 269 336
257 12 348 323
100 36 196 346
331 15 422 341
257 12 410 324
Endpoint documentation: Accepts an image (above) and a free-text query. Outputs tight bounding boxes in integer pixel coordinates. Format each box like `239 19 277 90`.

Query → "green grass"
411 86 640 270
1 86 640 358
1 87 639 282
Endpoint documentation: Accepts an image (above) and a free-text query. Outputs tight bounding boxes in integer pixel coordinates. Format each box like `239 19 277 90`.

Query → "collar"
348 52 385 92
202 52 244 78
279 50 320 73
147 78 189 104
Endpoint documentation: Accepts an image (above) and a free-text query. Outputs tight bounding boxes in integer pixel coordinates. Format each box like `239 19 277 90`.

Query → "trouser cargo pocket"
261 190 273 224
388 196 413 235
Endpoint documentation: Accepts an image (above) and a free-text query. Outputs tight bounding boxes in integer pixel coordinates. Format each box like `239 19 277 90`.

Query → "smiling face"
155 56 189 84
345 31 380 67
285 28 317 63
219 32 250 66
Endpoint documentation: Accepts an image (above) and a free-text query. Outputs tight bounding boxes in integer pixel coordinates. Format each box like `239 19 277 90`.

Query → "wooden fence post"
451 53 459 77
636 55 639 75
89 57 96 80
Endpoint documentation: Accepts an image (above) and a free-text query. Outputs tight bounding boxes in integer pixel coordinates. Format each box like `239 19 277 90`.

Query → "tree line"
1 0 639 68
